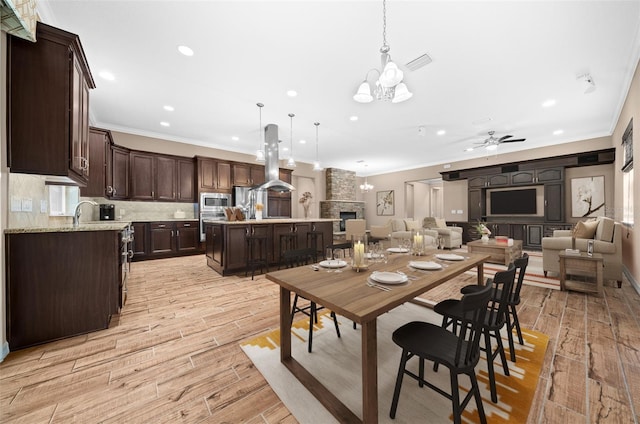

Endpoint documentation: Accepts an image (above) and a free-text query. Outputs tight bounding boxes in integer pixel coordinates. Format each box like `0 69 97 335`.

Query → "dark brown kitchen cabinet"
511 167 563 185
468 189 484 221
232 163 265 187
197 157 232 193
176 221 200 252
226 224 251 272
108 145 130 200
146 221 202 258
130 152 195 202
6 230 119 350
267 169 293 217
132 222 149 259
150 222 174 254
130 152 155 200
81 127 112 197
7 22 95 186
544 182 564 222
176 159 195 202
205 223 223 268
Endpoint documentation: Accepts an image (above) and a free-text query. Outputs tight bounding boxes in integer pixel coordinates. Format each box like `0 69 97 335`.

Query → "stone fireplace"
320 168 365 234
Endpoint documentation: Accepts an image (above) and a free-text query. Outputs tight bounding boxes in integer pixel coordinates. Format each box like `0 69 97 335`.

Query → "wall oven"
199 192 232 241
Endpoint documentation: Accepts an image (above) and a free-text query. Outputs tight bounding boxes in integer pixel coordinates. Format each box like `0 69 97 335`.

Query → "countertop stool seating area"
278 233 298 269
285 247 340 353
390 283 494 424
245 234 269 280
305 230 324 261
434 264 517 403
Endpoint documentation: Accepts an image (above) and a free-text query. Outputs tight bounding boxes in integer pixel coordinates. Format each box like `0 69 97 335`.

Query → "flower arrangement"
299 191 313 204
299 192 312 218
255 203 264 211
475 220 491 236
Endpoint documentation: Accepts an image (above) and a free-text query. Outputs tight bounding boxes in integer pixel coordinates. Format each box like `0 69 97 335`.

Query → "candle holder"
351 234 369 272
411 229 426 256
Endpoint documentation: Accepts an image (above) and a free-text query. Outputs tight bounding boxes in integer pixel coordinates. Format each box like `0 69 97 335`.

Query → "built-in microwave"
200 192 232 212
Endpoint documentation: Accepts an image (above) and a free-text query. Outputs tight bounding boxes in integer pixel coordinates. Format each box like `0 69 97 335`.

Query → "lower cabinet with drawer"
133 220 203 261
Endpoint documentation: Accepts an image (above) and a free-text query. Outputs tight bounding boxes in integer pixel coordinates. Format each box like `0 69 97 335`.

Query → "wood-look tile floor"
1 255 638 423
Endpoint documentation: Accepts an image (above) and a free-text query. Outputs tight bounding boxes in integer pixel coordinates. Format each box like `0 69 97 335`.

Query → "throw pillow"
422 217 437 229
405 220 422 231
572 220 599 239
435 218 448 229
595 216 615 242
390 219 406 232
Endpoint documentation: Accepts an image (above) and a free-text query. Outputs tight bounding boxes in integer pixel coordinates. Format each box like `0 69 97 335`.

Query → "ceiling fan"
473 131 526 151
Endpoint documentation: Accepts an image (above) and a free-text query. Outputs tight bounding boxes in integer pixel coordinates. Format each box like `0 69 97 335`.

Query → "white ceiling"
38 1 640 176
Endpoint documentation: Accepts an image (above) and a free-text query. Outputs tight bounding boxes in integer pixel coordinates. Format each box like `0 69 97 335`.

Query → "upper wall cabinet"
232 163 265 187
81 127 112 197
130 151 196 202
511 167 563 185
7 22 95 186
197 157 232 193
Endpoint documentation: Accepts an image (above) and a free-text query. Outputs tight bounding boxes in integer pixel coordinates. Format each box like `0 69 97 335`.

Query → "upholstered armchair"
370 218 437 246
422 217 463 249
541 216 622 286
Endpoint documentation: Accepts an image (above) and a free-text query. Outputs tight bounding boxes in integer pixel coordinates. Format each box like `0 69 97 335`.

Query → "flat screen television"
490 188 537 215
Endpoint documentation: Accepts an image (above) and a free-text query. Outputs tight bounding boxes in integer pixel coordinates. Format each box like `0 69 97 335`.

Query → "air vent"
405 53 432 71
502 164 519 173
578 154 599 165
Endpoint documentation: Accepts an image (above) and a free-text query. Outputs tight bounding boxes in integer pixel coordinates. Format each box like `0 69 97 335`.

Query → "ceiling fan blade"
498 135 513 142
501 138 526 143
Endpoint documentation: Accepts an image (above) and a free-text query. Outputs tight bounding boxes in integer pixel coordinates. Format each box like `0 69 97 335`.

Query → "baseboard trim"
1 341 9 362
623 266 639 295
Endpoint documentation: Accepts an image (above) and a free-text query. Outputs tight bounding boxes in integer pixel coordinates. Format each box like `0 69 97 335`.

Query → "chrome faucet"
73 200 98 227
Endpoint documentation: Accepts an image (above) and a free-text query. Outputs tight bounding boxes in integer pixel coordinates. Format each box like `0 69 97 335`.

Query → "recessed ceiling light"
465 147 474 152
160 121 170 127
287 90 297 97
282 147 289 152
99 71 115 81
437 130 446 136
350 116 359 121
163 105 174 112
178 45 194 56
553 129 564 135
231 136 239 141
542 99 556 108
299 139 306 144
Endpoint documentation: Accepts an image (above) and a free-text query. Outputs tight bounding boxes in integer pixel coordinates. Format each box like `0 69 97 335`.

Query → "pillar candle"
354 241 365 267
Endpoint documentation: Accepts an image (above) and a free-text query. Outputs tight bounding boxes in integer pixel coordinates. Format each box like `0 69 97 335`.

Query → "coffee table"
467 238 523 266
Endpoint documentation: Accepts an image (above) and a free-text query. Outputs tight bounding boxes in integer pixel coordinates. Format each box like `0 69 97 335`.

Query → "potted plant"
475 220 492 243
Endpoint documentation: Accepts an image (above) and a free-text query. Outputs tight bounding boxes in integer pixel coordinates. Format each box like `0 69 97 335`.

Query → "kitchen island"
203 219 338 276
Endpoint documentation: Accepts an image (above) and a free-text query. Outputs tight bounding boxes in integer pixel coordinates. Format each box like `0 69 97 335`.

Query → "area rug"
241 303 549 424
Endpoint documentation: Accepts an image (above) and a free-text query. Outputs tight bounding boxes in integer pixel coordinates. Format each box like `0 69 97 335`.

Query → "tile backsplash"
8 173 197 228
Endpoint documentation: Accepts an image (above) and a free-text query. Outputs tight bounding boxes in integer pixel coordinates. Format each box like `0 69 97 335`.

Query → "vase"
255 211 262 220
303 204 310 219
481 234 489 243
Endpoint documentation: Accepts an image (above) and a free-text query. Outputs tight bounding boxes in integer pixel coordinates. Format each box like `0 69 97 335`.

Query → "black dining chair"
389 283 493 424
434 264 516 403
286 247 341 353
460 253 530 362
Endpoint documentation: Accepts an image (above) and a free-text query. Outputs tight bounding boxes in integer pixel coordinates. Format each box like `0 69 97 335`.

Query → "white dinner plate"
435 253 465 261
387 247 409 253
319 260 347 268
370 271 408 284
409 261 443 270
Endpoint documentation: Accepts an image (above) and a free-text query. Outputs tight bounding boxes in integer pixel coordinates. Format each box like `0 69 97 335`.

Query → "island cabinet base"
6 231 120 350
204 220 334 276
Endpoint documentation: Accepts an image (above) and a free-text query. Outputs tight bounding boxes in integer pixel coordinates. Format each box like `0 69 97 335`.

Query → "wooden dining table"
266 250 491 424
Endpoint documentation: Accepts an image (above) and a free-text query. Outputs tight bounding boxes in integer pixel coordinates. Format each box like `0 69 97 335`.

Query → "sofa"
422 217 463 249
369 218 438 246
541 216 622 285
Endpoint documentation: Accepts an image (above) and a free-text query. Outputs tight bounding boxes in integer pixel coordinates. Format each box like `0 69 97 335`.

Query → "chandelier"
255 103 265 162
353 0 412 104
360 165 374 192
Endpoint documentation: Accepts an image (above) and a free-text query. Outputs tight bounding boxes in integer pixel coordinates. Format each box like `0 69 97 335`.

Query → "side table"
558 251 604 295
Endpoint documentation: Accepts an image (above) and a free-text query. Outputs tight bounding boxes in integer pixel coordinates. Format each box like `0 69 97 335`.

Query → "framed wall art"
571 176 605 218
376 190 394 216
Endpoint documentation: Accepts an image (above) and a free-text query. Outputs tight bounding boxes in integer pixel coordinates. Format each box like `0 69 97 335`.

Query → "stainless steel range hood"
252 123 296 192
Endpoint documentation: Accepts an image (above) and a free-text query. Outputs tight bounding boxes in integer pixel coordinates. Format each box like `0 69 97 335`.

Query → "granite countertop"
202 218 339 224
5 221 132 234
129 218 198 222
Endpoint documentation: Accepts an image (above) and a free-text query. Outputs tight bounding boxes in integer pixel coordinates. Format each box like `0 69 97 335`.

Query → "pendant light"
286 113 297 168
313 122 323 171
360 164 374 192
255 103 265 162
